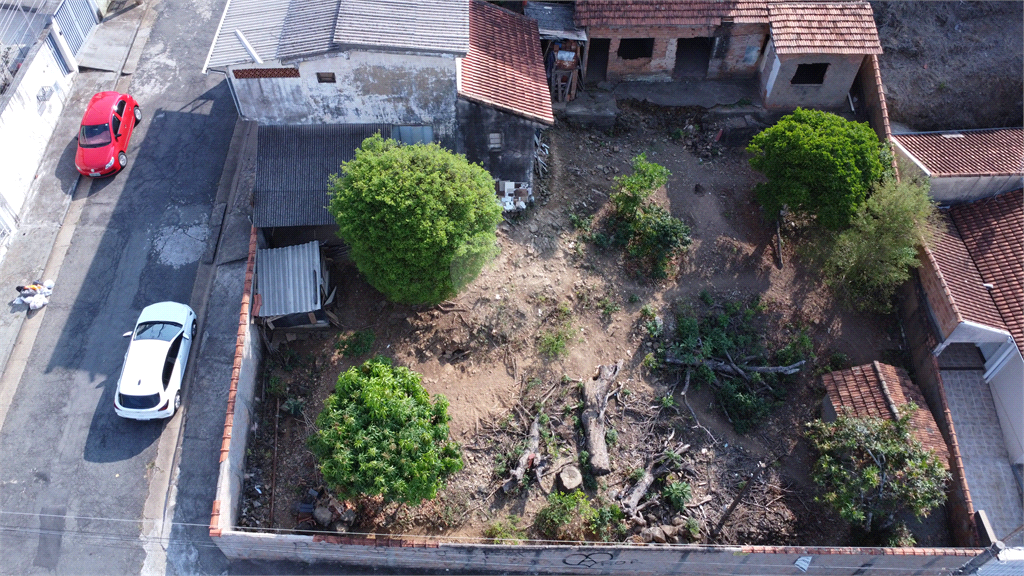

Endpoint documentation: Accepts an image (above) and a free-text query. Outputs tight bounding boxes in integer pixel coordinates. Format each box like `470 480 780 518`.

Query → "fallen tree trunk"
581 360 623 476
621 443 692 517
503 416 540 493
664 356 805 376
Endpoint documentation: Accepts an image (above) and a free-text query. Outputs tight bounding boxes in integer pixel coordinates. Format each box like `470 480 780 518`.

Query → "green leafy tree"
747 108 891 230
329 134 502 304
611 153 671 219
823 179 940 312
805 406 949 537
308 357 463 505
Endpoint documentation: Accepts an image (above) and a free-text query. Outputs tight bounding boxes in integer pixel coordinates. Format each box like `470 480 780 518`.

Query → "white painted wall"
930 175 1023 204
228 50 458 142
987 345 1024 464
0 28 76 255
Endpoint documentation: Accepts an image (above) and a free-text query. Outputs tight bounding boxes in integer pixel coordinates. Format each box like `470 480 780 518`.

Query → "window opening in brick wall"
617 38 654 60
316 72 336 83
488 133 502 151
791 63 829 85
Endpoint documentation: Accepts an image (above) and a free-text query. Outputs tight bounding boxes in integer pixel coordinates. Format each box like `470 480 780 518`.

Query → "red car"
75 91 141 177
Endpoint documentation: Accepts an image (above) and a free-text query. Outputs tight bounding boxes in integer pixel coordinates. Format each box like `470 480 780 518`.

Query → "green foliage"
605 428 619 446
611 153 671 219
534 490 596 541
684 517 701 540
539 326 574 358
266 375 286 397
626 204 692 279
569 212 593 232
698 289 714 306
822 179 941 313
663 481 692 511
777 330 814 366
659 394 676 408
642 352 661 371
598 296 621 317
328 134 502 304
639 304 656 319
747 108 891 230
485 516 527 544
591 500 627 541
308 357 463 505
628 294 641 303
627 466 645 482
715 379 772 434
336 329 376 358
805 406 949 534
281 396 304 417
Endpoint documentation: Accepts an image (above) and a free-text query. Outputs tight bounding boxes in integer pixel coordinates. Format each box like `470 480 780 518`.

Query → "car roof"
137 301 193 326
118 339 173 396
82 92 123 125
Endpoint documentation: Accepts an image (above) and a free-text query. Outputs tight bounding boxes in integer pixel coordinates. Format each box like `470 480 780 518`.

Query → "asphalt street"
0 0 238 573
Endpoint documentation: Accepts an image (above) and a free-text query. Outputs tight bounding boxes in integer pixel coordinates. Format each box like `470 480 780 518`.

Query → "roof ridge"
872 361 901 420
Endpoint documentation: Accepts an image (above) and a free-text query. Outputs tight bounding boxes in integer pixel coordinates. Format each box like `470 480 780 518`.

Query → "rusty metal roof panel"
256 241 321 317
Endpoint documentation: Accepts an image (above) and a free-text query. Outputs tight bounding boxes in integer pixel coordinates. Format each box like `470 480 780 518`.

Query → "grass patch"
335 329 375 358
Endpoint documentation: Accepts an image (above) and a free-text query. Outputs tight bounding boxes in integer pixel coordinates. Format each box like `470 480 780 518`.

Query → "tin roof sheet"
525 2 587 41
333 0 468 55
254 124 392 228
256 241 321 317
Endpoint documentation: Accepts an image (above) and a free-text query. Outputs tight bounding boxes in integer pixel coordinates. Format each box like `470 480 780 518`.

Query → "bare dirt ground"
873 1 1024 130
235 101 949 547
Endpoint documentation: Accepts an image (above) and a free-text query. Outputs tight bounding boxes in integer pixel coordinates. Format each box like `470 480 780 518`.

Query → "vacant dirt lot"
236 102 949 547
873 1 1024 130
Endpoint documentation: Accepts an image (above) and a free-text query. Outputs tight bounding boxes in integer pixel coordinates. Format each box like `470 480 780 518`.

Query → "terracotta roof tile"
460 0 554 125
931 211 1007 333
948 189 1024 355
574 0 769 27
892 128 1024 177
823 363 950 465
769 2 881 55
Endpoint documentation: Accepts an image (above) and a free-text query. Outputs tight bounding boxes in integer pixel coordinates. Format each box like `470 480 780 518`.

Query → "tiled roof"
574 0 769 27
768 2 881 55
892 128 1024 178
930 212 1007 332
461 0 553 125
948 189 1024 355
333 0 469 55
823 362 950 464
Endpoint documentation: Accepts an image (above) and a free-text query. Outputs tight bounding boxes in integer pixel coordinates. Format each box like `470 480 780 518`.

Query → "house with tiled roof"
892 128 1024 203
572 0 882 109
821 361 950 466
907 188 1024 546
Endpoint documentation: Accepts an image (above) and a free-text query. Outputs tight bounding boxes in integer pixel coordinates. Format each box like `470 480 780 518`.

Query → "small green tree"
823 179 941 312
805 406 949 537
747 108 892 230
611 153 670 219
329 134 502 304
308 357 463 505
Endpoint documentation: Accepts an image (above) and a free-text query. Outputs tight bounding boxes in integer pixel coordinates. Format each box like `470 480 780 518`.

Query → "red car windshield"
79 124 111 147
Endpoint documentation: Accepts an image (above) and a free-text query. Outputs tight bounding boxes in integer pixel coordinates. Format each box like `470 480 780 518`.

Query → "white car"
114 302 197 420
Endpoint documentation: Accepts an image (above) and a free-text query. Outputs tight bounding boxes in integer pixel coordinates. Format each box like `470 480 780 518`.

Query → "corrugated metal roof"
333 0 469 55
525 2 587 41
204 0 339 69
256 241 321 317
254 124 392 228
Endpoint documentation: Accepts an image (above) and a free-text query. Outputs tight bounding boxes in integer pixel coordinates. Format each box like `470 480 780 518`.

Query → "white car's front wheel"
173 391 181 412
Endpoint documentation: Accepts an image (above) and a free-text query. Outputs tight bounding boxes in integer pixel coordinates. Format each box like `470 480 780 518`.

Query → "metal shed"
254 240 335 329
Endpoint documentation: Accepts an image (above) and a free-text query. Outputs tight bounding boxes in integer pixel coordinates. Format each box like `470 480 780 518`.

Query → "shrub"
308 357 463 505
539 326 574 358
534 490 596 541
336 329 375 358
611 153 670 220
823 179 941 313
329 134 502 304
627 204 692 279
485 516 527 545
663 481 692 511
805 406 949 536
747 108 892 230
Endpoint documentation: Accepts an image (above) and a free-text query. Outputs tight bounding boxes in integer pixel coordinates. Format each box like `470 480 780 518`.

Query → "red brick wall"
899 277 979 547
917 246 961 340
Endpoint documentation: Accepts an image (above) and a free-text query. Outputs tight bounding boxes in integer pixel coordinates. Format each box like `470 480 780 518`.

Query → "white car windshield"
134 322 181 341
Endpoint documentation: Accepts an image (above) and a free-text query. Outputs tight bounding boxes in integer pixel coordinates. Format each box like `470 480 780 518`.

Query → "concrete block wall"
228 50 458 146
761 53 863 109
211 226 262 535
899 277 980 547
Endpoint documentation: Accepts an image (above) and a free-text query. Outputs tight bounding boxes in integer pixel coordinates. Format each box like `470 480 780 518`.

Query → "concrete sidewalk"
0 1 157 416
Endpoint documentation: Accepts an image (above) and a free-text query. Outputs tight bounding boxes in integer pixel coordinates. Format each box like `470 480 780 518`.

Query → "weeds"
534 490 595 541
485 516 527 544
336 329 375 358
598 296 621 318
663 481 692 511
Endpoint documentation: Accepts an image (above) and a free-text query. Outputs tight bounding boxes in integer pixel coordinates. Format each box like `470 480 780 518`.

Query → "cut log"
664 356 805 376
503 416 540 493
621 443 691 517
581 360 623 476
